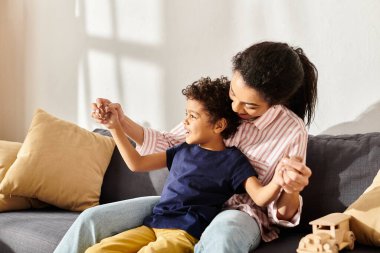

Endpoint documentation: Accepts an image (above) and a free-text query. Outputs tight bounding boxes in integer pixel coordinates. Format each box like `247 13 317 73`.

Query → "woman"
54 41 317 253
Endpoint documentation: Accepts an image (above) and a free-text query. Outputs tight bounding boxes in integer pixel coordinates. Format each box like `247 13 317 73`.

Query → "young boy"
87 77 284 253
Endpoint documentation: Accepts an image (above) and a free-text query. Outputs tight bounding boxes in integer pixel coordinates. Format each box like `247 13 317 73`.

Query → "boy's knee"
79 207 101 223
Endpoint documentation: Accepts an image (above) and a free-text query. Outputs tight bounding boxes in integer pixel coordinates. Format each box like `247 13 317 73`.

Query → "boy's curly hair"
182 76 241 139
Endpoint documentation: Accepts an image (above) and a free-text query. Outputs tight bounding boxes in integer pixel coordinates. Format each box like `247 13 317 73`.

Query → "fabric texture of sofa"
0 129 379 253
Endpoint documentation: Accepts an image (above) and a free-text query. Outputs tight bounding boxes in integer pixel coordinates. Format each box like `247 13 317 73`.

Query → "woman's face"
229 71 270 120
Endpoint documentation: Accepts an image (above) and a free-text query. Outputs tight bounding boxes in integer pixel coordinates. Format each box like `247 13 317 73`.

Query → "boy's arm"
243 176 282 207
109 126 167 172
119 114 147 146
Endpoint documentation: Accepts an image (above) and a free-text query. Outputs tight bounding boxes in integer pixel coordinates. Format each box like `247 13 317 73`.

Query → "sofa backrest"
96 129 380 232
95 129 168 204
299 132 380 231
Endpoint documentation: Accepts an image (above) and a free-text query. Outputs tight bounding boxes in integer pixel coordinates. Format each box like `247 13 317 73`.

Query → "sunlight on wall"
83 0 113 38
121 57 164 130
78 54 164 131
77 50 120 130
87 49 118 97
115 0 162 44
77 0 164 131
72 0 380 137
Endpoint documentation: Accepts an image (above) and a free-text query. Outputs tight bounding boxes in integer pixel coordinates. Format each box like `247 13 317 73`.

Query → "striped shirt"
136 105 308 242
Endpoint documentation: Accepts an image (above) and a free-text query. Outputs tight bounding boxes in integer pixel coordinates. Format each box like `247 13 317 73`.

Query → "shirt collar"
244 105 283 130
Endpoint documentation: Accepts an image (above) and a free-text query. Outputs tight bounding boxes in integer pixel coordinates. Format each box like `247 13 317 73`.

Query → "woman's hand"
274 156 311 220
276 156 311 194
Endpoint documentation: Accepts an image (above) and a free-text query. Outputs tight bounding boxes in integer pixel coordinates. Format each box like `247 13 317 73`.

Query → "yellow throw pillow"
0 195 47 212
0 109 115 211
344 169 380 246
0 140 22 180
0 140 46 212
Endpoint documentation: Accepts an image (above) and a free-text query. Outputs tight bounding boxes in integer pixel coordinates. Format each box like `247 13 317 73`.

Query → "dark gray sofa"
0 130 379 253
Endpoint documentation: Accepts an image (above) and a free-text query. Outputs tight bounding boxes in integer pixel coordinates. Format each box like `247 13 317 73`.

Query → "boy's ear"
214 118 227 134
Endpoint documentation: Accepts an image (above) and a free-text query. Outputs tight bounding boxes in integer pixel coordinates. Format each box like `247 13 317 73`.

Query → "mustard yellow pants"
85 225 198 253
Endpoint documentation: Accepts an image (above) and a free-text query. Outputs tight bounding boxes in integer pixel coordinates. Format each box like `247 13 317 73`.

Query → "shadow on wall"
0 1 26 142
321 100 380 135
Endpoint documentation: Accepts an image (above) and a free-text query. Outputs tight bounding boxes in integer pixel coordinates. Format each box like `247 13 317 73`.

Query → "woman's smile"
238 113 252 120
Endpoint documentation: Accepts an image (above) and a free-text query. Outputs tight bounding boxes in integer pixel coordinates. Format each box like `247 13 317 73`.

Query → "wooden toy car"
297 213 355 253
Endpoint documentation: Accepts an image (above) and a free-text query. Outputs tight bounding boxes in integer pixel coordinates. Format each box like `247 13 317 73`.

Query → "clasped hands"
273 156 311 194
91 98 124 129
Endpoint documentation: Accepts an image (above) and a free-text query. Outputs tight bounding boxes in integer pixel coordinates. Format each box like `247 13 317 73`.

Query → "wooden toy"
297 213 355 253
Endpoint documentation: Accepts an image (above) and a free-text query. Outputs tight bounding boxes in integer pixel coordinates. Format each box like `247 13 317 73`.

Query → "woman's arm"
244 176 282 207
275 191 300 220
275 157 311 220
265 126 310 222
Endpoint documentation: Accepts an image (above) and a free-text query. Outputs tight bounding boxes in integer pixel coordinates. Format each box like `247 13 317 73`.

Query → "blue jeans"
54 197 261 253
194 210 261 253
53 196 160 253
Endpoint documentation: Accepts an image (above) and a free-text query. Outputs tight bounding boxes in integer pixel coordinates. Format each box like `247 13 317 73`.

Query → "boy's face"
183 99 219 146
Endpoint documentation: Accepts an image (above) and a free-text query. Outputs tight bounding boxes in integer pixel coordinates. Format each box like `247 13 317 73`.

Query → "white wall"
1 0 380 142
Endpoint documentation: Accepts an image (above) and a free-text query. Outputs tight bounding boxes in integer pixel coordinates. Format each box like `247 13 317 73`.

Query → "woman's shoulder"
272 106 308 142
279 105 308 132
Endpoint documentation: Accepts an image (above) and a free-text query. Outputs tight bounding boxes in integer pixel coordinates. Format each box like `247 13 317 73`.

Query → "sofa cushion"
0 208 79 253
94 129 168 204
298 132 380 232
0 109 115 211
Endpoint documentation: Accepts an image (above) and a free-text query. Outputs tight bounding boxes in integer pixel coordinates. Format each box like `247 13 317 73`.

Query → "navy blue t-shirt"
143 143 257 239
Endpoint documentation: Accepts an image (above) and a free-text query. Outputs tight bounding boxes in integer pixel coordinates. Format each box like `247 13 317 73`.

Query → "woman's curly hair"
182 76 241 139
